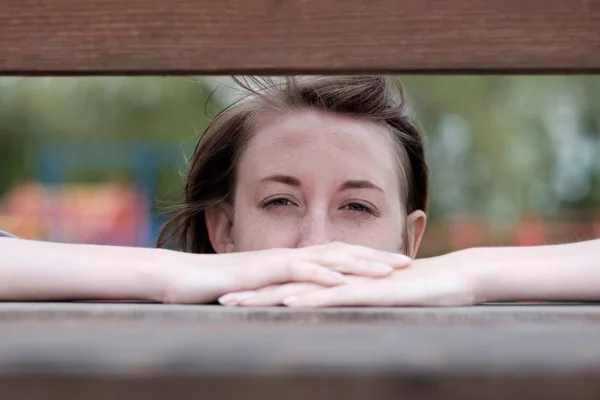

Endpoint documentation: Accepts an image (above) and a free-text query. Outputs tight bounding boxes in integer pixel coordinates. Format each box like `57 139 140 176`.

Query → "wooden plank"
1 0 599 75
2 302 600 325
1 303 600 399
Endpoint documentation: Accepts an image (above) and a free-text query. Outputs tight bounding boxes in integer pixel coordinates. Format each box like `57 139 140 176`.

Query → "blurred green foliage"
0 76 223 207
401 75 600 223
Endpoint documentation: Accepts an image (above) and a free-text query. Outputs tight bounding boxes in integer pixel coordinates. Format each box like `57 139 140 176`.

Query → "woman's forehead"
246 110 395 158
237 109 401 187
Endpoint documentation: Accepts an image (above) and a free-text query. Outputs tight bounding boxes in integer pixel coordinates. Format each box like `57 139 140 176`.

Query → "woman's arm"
0 238 174 301
474 239 600 302
0 238 409 303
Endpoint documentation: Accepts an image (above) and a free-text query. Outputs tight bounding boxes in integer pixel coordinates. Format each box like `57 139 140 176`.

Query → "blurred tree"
400 75 600 225
0 76 225 208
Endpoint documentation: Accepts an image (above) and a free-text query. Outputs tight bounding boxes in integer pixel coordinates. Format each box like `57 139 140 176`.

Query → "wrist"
123 246 177 302
158 250 234 304
154 249 191 304
436 247 500 304
458 247 500 304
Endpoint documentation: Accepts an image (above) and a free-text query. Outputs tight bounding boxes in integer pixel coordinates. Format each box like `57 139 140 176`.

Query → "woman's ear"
404 210 427 258
205 203 235 253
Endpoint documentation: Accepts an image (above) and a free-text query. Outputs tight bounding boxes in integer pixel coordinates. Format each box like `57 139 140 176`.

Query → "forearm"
473 239 600 302
0 238 171 301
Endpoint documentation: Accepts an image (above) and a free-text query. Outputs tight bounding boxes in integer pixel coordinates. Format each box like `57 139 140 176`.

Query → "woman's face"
206 109 426 256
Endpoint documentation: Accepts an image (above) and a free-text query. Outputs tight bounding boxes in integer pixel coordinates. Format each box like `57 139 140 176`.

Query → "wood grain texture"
1 0 599 75
3 302 600 325
1 303 600 399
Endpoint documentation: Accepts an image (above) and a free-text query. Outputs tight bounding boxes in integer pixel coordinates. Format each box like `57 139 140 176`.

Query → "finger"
311 243 412 275
238 283 324 307
230 260 346 291
218 291 258 306
281 260 348 286
222 274 372 307
218 283 282 306
331 259 396 277
350 246 412 269
283 281 397 307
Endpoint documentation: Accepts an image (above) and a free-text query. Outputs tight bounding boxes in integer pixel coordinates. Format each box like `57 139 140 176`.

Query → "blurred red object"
449 216 487 250
0 181 149 245
514 214 546 246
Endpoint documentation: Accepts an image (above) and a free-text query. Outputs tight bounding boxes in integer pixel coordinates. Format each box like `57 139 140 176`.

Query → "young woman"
1 76 598 307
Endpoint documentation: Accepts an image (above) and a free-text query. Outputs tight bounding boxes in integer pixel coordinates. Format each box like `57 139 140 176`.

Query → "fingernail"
218 291 257 306
390 253 412 263
283 295 300 306
370 262 393 273
329 271 346 283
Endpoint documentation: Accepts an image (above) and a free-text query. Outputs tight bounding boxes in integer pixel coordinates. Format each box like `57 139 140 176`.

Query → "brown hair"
157 76 428 253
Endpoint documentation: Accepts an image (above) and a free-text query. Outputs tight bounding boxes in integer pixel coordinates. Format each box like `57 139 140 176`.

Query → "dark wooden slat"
1 0 599 75
3 375 600 400
1 303 600 399
2 302 600 325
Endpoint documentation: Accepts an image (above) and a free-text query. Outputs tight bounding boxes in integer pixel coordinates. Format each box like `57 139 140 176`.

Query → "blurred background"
0 75 599 257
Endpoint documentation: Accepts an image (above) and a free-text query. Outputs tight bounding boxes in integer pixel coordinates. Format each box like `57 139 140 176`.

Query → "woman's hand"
160 242 412 304
219 250 483 307
219 239 600 307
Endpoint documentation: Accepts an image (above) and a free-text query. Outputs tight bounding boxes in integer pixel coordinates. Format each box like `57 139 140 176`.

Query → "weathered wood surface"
1 0 599 75
1 303 600 399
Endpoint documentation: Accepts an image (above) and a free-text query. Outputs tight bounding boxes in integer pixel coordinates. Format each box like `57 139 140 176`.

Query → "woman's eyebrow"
259 176 383 192
338 180 384 192
259 174 301 187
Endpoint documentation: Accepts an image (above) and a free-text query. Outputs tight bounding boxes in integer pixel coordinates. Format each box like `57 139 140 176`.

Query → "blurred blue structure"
36 142 189 246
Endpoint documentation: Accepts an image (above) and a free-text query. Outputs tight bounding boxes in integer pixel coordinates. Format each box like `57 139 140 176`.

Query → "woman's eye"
263 198 294 208
344 202 374 214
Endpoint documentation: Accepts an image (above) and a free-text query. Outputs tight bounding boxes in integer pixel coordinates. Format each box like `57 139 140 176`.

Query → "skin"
205 109 427 256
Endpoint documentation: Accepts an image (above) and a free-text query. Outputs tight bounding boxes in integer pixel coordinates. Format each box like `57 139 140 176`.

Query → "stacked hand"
218 249 482 307
160 242 413 304
160 242 482 307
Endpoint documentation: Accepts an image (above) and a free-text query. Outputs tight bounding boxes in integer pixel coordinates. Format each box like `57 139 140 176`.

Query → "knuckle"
317 242 336 256
353 244 379 258
321 241 344 253
334 242 374 259
321 241 351 261
284 260 299 279
331 241 349 250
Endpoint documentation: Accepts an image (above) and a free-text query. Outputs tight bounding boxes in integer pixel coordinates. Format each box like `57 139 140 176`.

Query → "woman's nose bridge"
299 207 333 245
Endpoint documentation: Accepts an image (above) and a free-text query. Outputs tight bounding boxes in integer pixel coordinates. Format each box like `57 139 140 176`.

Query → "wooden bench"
1 0 600 398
